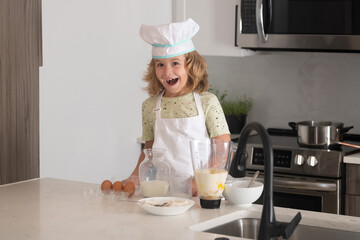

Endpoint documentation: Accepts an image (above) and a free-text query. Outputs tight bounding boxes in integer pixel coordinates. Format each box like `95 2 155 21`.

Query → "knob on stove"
306 156 319 167
294 154 305 166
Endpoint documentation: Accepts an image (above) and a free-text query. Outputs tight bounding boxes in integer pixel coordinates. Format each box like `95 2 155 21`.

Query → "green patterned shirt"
141 91 230 141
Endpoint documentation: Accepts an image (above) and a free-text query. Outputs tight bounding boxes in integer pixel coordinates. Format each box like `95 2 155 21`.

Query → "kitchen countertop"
1 178 360 240
344 152 360 164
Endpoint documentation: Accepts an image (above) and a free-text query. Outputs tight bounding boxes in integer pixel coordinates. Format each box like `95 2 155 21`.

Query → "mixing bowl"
223 180 263 206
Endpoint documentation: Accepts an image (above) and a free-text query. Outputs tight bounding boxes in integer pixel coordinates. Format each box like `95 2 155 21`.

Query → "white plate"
137 197 195 216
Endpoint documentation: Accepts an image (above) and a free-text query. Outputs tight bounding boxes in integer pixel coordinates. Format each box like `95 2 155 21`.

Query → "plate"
137 197 195 216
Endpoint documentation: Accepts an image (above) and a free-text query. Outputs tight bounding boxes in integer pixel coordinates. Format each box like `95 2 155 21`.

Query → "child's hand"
122 175 139 186
192 179 198 196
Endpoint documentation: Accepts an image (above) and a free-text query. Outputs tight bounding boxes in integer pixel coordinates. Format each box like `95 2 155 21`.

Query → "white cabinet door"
173 0 247 56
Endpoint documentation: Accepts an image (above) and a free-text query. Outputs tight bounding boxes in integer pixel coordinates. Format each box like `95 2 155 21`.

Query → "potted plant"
212 89 253 134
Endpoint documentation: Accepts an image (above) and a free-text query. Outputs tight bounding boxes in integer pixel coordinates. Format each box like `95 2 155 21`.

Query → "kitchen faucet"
229 122 302 240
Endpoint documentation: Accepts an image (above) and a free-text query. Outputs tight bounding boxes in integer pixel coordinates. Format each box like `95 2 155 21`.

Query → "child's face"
154 55 189 97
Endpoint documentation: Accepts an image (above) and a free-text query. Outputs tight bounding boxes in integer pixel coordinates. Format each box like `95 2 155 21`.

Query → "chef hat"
139 18 199 59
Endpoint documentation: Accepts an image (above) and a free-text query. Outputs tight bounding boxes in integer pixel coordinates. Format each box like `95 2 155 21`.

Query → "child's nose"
164 66 172 76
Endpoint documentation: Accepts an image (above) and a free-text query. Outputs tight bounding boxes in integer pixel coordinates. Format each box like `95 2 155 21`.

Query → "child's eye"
156 63 164 67
172 62 180 66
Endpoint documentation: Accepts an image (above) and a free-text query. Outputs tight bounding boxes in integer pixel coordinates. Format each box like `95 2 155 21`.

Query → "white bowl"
223 180 264 206
137 197 195 216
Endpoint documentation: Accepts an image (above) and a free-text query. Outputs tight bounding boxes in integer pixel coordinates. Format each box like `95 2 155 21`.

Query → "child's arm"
212 134 231 142
126 140 154 185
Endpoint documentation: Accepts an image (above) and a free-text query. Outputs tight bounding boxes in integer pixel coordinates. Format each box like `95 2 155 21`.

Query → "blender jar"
190 139 233 208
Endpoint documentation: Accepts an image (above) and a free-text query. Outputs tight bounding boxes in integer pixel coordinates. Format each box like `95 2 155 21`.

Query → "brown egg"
124 182 135 197
101 180 113 191
113 181 123 192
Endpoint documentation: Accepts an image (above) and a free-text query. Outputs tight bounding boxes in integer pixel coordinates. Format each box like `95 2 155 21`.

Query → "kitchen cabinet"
0 0 42 184
173 0 249 57
345 164 360 217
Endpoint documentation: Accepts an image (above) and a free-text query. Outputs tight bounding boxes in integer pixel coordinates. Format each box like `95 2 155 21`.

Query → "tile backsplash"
205 52 360 133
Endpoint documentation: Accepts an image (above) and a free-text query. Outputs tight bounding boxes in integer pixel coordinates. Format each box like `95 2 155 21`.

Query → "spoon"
248 171 260 188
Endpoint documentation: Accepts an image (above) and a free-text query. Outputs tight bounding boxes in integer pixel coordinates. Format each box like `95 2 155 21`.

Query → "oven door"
247 171 342 214
237 0 360 51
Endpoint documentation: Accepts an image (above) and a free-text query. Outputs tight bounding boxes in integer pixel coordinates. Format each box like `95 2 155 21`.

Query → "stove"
244 128 360 178
238 127 360 214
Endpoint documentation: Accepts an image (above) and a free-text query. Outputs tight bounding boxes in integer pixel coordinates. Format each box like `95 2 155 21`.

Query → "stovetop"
266 128 360 156
239 127 360 178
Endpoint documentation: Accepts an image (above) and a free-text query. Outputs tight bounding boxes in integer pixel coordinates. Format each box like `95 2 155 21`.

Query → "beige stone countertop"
1 178 360 240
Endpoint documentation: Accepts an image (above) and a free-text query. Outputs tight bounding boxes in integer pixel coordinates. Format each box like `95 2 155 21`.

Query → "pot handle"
339 126 354 134
288 122 297 130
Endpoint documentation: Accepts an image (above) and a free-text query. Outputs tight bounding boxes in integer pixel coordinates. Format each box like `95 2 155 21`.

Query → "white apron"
152 91 209 176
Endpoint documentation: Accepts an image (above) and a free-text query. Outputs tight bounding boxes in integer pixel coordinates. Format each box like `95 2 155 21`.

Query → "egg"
124 182 135 197
113 181 123 192
101 180 113 191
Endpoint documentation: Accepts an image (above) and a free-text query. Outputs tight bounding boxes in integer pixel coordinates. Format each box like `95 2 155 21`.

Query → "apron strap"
154 91 165 119
193 92 205 119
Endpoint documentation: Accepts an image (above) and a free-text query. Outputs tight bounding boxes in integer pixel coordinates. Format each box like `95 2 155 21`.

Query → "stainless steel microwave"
235 0 360 52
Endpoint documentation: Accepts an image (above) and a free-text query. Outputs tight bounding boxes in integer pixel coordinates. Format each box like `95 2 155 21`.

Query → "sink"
204 218 360 240
205 218 260 239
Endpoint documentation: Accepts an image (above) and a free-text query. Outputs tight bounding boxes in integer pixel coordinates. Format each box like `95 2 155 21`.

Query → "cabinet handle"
234 4 239 47
38 0 43 66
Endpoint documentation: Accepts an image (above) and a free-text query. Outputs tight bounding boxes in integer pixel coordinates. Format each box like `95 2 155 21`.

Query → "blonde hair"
143 51 209 96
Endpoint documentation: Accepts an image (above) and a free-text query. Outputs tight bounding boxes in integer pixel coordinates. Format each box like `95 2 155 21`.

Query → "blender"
190 139 233 209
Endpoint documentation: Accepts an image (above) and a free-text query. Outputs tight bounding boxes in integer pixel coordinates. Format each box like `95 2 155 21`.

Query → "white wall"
40 1 360 184
40 0 171 183
206 52 360 133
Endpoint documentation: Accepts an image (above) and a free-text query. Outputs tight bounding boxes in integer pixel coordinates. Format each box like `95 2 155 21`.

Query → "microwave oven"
235 0 360 52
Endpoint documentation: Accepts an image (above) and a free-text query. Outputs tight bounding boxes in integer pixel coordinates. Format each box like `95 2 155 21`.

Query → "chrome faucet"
229 122 302 240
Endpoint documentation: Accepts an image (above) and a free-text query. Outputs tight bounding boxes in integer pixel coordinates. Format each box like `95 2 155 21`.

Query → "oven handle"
256 177 337 192
273 179 337 192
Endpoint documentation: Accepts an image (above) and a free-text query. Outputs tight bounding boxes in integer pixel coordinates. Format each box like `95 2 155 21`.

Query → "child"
130 18 230 196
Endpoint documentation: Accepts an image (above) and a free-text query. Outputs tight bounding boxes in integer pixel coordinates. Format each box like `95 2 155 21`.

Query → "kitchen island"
1 178 360 240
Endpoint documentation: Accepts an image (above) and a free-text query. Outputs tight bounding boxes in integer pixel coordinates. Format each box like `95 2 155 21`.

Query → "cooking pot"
288 121 357 149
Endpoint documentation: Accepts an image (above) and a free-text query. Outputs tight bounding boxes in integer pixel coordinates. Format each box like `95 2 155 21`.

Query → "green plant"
210 88 253 117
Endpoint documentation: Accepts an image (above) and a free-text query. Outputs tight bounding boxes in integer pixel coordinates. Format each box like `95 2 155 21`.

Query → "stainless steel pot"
288 121 354 149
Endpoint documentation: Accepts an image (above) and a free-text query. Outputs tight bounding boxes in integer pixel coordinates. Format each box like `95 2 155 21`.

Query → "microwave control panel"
252 147 292 168
241 0 257 33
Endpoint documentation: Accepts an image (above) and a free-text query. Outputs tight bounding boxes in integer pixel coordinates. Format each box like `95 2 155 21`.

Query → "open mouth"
166 78 179 86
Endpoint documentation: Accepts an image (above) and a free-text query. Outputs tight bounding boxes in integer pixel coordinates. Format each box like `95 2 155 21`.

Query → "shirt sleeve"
202 93 230 138
141 97 156 141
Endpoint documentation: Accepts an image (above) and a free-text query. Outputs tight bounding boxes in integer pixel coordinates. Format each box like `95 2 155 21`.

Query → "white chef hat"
139 18 200 59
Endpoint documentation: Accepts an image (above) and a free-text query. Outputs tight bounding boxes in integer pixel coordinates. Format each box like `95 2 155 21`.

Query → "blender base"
200 198 221 209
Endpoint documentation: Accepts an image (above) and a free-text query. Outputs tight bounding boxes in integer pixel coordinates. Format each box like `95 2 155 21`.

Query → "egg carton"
82 175 142 202
82 186 143 202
